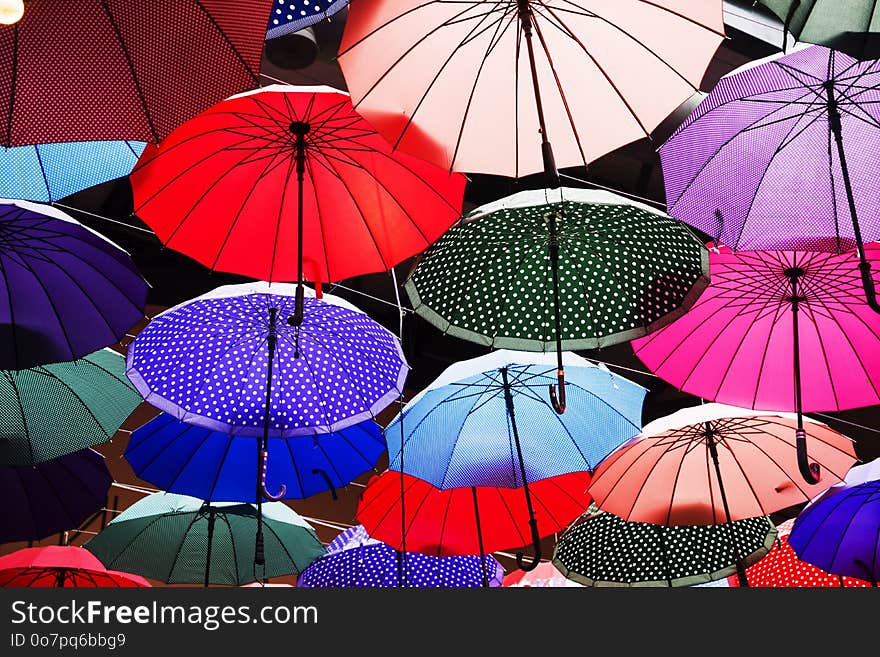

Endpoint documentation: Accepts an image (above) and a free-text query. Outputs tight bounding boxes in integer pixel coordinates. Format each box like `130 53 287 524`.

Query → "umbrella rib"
39 365 116 442
193 0 259 82
267 149 299 283
7 375 35 463
281 434 308 498
4 23 18 146
32 145 53 202
0 255 20 369
493 485 530 550
168 424 224 497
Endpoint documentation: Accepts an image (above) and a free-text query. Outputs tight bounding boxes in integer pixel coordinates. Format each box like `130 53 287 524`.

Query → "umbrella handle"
549 370 566 414
312 468 338 501
795 429 821 485
260 449 287 501
515 519 542 572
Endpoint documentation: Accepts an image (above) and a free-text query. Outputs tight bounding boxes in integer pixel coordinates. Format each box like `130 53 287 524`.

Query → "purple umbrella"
0 199 148 370
298 525 504 588
788 478 880 585
0 449 112 544
660 45 880 310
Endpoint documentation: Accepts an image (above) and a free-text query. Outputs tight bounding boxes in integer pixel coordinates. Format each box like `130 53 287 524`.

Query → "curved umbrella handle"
312 468 338 501
549 370 566 415
260 449 287 501
795 429 821 485
515 518 542 572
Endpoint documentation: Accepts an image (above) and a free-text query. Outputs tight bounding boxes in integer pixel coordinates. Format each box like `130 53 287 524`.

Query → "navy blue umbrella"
266 0 348 39
125 413 385 502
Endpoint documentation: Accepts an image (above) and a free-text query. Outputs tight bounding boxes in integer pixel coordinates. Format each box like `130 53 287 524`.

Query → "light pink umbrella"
632 245 880 483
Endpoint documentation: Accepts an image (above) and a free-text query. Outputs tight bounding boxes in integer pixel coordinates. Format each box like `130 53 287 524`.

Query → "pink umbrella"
632 245 880 483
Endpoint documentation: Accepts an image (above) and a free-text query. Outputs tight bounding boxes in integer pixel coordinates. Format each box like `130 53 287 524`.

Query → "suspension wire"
51 202 155 235
558 172 667 209
390 266 409 587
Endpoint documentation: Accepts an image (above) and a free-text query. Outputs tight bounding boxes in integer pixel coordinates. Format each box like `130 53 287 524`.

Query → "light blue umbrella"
266 0 349 39
0 141 145 202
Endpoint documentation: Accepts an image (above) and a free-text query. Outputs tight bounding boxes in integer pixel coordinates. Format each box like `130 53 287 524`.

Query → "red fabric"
728 520 870 588
0 0 273 145
357 471 592 557
130 86 466 283
0 546 150 587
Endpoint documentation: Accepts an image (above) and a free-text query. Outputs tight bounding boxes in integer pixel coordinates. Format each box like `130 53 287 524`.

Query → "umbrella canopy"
85 493 325 586
788 479 880 583
0 199 148 370
0 141 145 202
808 457 880 509
0 448 112 543
266 0 349 39
728 519 871 587
0 348 142 465
589 404 856 526
337 1 725 177
384 350 645 488
298 525 504 588
0 546 150 588
357 470 592 557
0 0 274 145
503 561 581 588
552 504 777 587
405 187 709 351
130 85 465 284
759 1 880 58
126 412 385 502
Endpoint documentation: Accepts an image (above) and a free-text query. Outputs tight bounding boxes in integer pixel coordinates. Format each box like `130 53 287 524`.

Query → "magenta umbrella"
631 244 880 484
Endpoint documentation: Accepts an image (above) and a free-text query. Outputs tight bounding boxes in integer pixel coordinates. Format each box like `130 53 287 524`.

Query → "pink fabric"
0 546 150 587
338 0 724 177
632 246 880 412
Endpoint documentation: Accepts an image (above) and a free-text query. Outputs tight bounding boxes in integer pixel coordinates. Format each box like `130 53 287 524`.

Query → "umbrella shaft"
204 510 215 588
706 424 748 586
295 134 307 299
500 369 535 520
471 487 489 588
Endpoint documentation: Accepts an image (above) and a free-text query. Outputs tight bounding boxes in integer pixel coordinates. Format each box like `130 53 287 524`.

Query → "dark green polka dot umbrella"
552 504 777 588
405 187 709 411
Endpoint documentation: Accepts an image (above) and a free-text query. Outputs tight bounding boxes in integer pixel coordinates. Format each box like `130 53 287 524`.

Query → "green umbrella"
760 0 880 59
0 348 141 465
405 187 708 410
551 504 777 588
85 492 325 586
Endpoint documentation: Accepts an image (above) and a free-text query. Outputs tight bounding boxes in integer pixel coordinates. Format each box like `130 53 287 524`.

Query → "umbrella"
0 141 145 202
552 503 777 588
0 0 275 144
405 188 708 403
659 45 880 310
125 412 385 502
588 404 856 585
298 525 504 588
129 85 465 302
759 1 880 58
788 479 880 584
266 0 348 39
502 562 581 588
0 348 142 465
808 457 880 508
631 246 880 483
337 0 725 178
85 492 325 587
728 519 871 587
0 448 112 544
357 470 592 561
0 546 150 588
0 199 148 370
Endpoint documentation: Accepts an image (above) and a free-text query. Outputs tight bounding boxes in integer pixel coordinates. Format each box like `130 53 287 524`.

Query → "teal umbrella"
85 493 325 586
0 348 141 465
760 0 880 58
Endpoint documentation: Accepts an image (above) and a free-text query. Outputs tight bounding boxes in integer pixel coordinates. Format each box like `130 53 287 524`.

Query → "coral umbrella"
0 547 149 588
0 0 274 145
631 246 880 482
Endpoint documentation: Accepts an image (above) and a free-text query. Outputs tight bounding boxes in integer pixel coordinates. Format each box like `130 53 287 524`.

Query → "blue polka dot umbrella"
266 0 349 39
298 525 504 588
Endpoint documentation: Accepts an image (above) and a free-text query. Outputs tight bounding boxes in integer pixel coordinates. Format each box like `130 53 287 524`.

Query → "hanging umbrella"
552 503 777 588
0 199 148 370
0 348 142 465
85 492 325 587
298 525 504 588
588 404 855 585
759 1 880 58
503 562 581 588
357 470 592 562
0 141 145 202
0 448 112 543
266 0 348 39
0 546 150 588
728 519 871 587
659 45 880 310
808 457 880 509
129 85 465 292
631 246 880 483
125 412 385 502
0 0 275 145
337 0 725 178
788 479 880 584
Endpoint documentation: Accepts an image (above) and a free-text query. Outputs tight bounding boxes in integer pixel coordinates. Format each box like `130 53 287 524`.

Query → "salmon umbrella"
0 546 150 588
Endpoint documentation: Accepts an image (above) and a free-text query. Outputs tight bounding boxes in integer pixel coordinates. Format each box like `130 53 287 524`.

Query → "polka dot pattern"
266 0 349 39
552 504 777 587
406 188 709 350
127 291 408 437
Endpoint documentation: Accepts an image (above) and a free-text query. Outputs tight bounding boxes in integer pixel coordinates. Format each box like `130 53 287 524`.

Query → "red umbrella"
130 85 466 307
0 546 150 588
357 471 591 558
0 0 274 145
